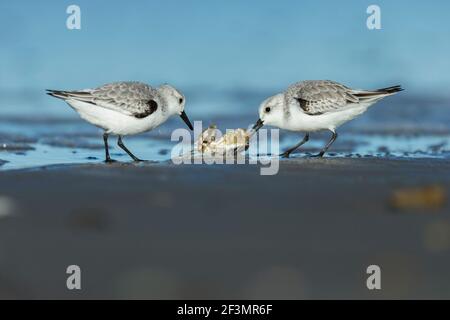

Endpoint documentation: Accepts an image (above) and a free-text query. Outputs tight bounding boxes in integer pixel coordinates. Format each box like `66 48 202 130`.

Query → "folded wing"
46 82 159 118
289 80 402 116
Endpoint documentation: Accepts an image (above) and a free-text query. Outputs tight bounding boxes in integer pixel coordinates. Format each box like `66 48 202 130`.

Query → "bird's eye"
179 98 183 104
265 107 271 113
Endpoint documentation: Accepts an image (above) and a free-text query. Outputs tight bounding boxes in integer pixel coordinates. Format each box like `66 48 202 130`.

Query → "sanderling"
253 80 403 158
47 81 193 162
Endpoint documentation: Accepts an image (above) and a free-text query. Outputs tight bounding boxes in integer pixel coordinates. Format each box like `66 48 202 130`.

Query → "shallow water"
1 125 449 171
1 92 449 170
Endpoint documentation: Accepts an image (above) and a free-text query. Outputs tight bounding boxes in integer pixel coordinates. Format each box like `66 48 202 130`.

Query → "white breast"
284 102 373 132
66 99 168 135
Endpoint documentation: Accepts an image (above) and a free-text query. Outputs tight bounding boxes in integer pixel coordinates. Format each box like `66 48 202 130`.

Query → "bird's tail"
373 85 404 94
46 89 94 103
352 85 404 102
46 89 71 100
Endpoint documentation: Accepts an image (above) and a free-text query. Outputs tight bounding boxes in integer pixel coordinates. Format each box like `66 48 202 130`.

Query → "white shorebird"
47 81 193 162
253 80 403 158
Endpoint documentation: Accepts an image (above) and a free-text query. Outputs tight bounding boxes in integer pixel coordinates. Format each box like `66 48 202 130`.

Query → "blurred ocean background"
1 0 450 169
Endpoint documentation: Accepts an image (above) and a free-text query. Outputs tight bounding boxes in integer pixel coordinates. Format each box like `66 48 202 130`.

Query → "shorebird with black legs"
47 81 193 162
253 80 403 158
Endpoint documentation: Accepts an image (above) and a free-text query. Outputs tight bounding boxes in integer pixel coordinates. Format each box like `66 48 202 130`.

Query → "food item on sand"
197 125 218 153
197 125 251 155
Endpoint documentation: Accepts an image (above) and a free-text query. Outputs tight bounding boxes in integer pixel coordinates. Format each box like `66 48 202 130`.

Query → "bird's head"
252 93 285 131
158 84 193 130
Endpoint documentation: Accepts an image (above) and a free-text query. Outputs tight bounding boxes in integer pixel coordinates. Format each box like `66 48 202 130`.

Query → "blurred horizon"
1 1 450 117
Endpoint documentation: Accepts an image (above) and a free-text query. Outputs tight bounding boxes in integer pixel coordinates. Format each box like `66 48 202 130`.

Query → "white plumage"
64 99 167 136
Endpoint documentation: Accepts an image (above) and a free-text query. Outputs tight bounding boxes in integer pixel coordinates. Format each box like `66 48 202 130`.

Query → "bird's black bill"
180 111 194 130
252 118 264 131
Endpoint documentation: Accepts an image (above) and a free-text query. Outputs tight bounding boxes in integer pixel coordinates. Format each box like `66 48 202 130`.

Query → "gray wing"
287 80 359 115
46 82 159 118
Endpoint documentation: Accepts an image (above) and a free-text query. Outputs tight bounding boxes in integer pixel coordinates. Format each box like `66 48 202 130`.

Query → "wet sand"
0 157 449 299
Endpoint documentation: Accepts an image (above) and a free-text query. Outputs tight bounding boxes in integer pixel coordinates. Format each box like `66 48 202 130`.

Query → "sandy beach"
3 0 450 305
0 157 448 299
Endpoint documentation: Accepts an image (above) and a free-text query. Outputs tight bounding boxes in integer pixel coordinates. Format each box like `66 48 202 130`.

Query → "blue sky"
1 0 450 94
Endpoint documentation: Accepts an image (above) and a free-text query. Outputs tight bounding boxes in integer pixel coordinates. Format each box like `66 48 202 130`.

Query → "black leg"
117 136 143 162
103 133 115 163
312 131 338 158
280 133 310 158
